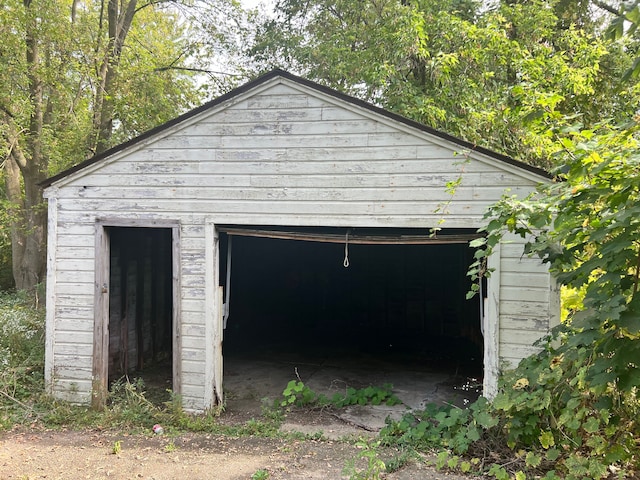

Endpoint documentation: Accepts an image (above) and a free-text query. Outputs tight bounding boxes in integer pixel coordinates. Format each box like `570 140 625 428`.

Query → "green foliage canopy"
0 0 208 289
248 0 636 170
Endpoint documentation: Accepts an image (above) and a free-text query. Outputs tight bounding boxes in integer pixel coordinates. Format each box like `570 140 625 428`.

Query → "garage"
42 69 559 411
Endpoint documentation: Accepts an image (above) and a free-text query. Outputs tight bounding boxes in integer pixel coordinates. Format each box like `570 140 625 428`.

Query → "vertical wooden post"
92 223 110 409
205 221 223 408
44 194 58 394
483 243 501 400
171 225 181 397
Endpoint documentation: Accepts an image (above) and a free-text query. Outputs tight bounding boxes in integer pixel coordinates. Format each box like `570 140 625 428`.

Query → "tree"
506 0 606 31
595 0 640 79
247 0 636 169
466 0 640 397
0 0 202 290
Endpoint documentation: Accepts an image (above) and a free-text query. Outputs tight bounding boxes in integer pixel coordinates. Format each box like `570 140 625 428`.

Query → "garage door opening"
219 227 485 410
106 227 174 401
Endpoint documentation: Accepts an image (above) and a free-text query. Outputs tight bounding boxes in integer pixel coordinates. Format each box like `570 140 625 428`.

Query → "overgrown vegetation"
381 333 640 478
0 289 279 436
280 380 401 409
0 290 45 429
442 120 640 479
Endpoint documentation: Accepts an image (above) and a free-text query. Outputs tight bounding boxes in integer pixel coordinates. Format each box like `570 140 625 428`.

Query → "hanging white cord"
479 273 485 337
223 235 232 329
343 230 350 268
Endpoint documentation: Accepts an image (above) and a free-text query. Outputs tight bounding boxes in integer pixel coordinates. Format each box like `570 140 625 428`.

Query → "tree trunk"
1 0 173 291
3 137 47 291
4 154 25 289
0 0 50 291
92 0 138 154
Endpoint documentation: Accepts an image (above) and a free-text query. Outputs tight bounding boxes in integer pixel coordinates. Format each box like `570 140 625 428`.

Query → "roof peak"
41 69 552 188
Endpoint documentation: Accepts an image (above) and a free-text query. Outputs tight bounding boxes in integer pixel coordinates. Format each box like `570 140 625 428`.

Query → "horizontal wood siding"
45 78 553 410
498 238 555 368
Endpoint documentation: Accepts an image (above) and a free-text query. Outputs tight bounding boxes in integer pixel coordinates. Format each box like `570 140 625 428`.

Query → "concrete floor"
223 348 482 434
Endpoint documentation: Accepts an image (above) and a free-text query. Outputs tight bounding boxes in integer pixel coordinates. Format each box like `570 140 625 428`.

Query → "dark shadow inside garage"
220 227 485 412
106 227 174 401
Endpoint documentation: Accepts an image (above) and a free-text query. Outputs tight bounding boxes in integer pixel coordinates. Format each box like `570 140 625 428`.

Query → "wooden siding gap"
217 227 482 245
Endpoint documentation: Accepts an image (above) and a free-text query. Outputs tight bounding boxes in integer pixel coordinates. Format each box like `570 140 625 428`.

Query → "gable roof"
41 69 552 189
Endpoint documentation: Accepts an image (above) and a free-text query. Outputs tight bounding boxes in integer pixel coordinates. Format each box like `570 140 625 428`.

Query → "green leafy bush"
462 121 640 478
0 290 45 428
382 333 640 478
280 380 401 409
381 396 499 455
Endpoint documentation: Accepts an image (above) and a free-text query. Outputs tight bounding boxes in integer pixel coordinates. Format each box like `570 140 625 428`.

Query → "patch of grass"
251 469 270 480
305 430 326 441
228 418 282 437
343 440 386 480
260 397 284 423
0 289 290 439
383 450 412 473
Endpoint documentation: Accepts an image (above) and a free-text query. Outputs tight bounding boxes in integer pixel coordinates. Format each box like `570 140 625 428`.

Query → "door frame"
210 224 500 402
483 244 501 399
205 220 224 408
92 218 181 409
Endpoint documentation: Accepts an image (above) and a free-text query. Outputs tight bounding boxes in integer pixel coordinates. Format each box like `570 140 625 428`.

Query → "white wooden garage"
41 69 560 411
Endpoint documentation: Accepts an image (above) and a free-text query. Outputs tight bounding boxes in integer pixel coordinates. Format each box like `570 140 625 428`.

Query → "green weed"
112 440 122 455
251 469 270 480
280 380 401 410
343 440 386 480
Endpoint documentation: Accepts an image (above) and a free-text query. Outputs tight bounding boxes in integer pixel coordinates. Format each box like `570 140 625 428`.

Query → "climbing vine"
449 120 640 478
469 121 640 394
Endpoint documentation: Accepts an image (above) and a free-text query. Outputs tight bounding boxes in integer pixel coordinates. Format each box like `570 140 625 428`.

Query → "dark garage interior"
102 225 484 409
107 227 174 386
220 227 485 407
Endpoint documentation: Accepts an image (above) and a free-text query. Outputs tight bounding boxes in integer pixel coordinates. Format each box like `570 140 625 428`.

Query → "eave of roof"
40 68 553 189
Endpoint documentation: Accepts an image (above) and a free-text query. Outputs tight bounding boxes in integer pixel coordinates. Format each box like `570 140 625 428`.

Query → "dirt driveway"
1 353 481 479
0 421 475 480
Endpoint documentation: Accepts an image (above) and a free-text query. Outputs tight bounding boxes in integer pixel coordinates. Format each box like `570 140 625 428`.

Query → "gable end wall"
43 79 557 410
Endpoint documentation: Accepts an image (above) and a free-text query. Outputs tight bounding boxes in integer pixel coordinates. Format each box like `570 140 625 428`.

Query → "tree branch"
134 0 181 14
0 110 28 171
0 103 16 120
592 0 621 16
153 65 242 76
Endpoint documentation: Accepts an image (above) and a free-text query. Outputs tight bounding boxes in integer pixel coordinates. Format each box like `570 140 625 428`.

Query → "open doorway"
219 227 485 411
106 226 174 401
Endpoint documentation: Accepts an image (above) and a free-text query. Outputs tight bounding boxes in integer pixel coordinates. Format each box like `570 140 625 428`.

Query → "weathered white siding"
44 73 558 410
499 240 560 368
